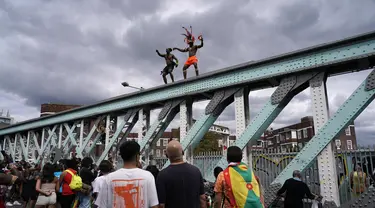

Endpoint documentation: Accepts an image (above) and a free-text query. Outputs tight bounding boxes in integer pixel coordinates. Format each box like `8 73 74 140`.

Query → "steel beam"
336 187 375 208
234 87 251 167
310 73 340 206
162 88 241 169
138 100 183 165
96 109 139 165
138 101 182 152
270 68 375 205
180 99 193 163
76 116 105 158
207 72 320 184
35 125 58 163
2 31 375 136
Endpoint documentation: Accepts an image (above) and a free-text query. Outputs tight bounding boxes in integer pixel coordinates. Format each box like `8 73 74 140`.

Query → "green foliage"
194 131 223 155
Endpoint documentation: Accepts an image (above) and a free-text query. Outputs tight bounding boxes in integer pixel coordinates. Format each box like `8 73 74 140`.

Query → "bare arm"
55 177 60 193
214 192 223 208
156 50 165 57
173 47 188 52
197 38 204 48
36 178 51 196
200 194 207 208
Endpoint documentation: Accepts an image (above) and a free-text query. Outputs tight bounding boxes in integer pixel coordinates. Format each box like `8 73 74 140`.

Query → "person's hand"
315 195 323 202
45 190 52 196
198 35 203 41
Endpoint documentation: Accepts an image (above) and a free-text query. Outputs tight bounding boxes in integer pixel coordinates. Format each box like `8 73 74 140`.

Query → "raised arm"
156 50 165 57
197 37 204 48
173 47 188 52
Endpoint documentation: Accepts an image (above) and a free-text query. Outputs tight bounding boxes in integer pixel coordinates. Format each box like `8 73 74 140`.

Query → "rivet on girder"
365 68 375 91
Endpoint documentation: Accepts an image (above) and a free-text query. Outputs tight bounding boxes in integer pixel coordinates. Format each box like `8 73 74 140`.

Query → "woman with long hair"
35 163 59 208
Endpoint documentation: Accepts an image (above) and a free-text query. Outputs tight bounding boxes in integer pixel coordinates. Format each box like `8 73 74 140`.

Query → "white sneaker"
13 201 21 205
5 202 13 206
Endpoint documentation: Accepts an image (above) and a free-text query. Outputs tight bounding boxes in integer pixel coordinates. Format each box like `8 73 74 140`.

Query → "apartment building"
260 116 357 151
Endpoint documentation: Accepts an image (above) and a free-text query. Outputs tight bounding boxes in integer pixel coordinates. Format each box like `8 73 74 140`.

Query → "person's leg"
78 193 91 208
162 66 169 84
193 63 199 76
183 65 190 79
167 65 175 83
59 195 75 208
26 200 36 208
169 72 175 83
162 73 168 84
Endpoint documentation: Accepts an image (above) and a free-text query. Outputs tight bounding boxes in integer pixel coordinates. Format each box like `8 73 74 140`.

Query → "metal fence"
152 146 375 205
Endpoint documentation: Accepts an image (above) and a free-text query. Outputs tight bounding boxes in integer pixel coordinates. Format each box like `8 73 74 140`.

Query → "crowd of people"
0 138 344 208
0 152 114 208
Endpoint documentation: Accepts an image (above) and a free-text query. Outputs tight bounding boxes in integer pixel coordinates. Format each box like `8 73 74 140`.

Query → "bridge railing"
153 146 375 206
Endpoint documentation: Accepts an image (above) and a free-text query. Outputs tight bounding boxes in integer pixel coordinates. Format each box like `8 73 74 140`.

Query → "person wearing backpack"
78 157 95 208
59 159 81 208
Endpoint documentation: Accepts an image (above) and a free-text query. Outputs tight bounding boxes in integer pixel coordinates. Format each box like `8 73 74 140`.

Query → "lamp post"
121 82 144 90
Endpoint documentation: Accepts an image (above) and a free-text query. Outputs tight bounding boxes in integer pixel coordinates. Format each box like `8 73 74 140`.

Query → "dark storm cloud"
105 0 163 18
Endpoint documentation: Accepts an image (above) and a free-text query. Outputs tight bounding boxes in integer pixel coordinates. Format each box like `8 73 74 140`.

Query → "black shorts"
21 179 38 201
162 64 175 74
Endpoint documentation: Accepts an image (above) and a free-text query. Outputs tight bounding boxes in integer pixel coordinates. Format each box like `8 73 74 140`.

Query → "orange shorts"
184 56 198 66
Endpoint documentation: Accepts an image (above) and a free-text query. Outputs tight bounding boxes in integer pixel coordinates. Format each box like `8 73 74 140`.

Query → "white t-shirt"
92 175 107 193
95 168 159 208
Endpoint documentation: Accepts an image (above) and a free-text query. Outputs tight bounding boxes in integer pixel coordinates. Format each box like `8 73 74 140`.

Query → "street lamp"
121 82 144 90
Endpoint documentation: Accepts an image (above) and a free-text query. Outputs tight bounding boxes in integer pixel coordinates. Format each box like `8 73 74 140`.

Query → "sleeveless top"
40 182 56 193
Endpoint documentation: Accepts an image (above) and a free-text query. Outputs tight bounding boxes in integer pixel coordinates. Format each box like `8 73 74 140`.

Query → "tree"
193 131 223 155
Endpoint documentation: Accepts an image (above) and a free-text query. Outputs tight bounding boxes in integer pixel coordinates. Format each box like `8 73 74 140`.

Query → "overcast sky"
0 0 375 145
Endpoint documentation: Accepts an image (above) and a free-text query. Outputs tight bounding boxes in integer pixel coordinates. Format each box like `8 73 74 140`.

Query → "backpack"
65 169 82 191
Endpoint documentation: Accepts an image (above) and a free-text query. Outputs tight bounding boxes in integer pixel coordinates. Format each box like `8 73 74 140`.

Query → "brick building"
40 103 82 117
259 116 357 151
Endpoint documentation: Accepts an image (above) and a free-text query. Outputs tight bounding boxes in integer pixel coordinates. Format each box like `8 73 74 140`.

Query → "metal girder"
3 136 15 161
234 88 251 167
138 100 183 153
162 88 240 169
114 113 139 155
96 109 139 166
2 31 375 136
62 122 78 151
76 116 105 158
337 187 375 208
310 72 340 206
207 72 319 183
35 125 58 163
270 68 375 205
180 99 193 163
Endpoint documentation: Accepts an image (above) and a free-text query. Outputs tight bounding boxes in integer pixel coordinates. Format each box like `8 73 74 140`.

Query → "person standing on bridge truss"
156 48 179 84
173 26 204 80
